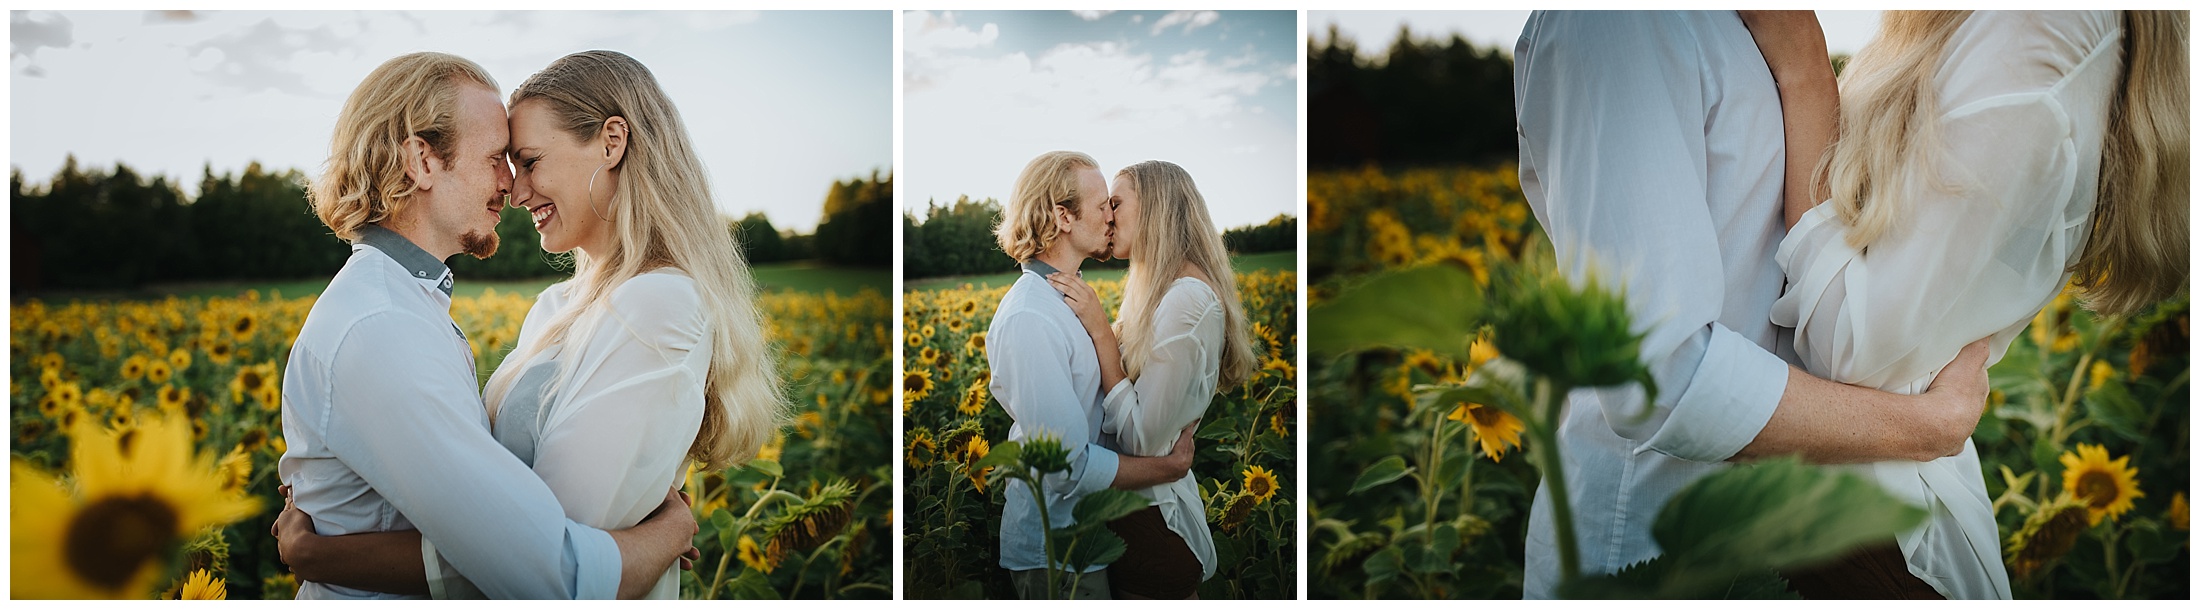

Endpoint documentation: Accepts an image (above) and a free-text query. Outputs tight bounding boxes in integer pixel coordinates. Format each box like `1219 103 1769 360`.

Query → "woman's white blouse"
1771 11 2121 600
426 270 710 599
1102 277 1226 581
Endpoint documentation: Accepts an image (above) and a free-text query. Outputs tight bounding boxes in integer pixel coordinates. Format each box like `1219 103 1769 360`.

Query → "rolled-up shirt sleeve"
322 310 620 599
1514 12 1789 463
989 310 1119 498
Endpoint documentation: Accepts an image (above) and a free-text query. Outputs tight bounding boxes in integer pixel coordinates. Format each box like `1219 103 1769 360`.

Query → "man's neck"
378 218 458 261
1033 246 1085 276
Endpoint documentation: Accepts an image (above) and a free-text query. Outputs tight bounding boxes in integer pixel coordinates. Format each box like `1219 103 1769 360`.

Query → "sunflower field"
10 284 895 600
1306 163 2190 599
902 268 1299 599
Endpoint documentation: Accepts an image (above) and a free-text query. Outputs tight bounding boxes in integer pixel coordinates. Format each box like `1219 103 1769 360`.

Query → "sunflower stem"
1530 377 1583 587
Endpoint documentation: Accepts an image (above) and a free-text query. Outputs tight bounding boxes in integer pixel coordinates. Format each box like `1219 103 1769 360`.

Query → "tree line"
1309 24 1517 169
901 196 1296 280
8 157 888 292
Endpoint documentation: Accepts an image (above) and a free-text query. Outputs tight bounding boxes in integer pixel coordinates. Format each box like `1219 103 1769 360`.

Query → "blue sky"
904 10 1298 231
10 10 889 231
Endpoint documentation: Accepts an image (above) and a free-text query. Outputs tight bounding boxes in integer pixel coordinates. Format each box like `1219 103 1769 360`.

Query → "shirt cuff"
1643 327 1789 462
567 521 622 600
1075 443 1121 496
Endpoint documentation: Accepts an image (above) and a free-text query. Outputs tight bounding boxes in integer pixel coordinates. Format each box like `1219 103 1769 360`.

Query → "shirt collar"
354 224 455 297
1020 259 1079 296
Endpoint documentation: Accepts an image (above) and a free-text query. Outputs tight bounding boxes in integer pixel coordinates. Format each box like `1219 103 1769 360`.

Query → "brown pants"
1782 541 1944 599
1104 506 1201 599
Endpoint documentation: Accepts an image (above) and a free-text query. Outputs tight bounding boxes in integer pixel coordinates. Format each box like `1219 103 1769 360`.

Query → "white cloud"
904 10 998 60
1149 10 1218 37
1069 10 1114 21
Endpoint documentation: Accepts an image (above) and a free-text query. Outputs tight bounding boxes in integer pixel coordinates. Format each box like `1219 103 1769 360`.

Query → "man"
985 150 1198 599
277 52 691 600
1512 12 1993 599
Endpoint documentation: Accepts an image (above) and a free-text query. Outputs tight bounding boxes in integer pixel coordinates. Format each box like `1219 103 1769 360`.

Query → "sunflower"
946 318 968 334
216 445 252 492
40 366 63 391
238 427 268 454
904 332 922 348
156 386 189 414
918 346 940 367
2088 360 2114 391
1263 356 1296 382
962 437 993 494
957 299 979 319
957 385 989 416
1450 402 1526 462
921 324 936 339
229 311 259 342
1402 349 1445 377
2060 443 2143 525
1217 490 1255 532
11 412 260 599
166 349 191 373
735 535 776 573
2004 494 2090 579
964 331 987 356
175 569 225 600
2168 492 2188 532
230 364 270 404
1243 465 1279 505
205 342 233 367
1269 411 1289 437
902 369 934 409
260 573 298 600
38 395 63 419
1467 335 1501 368
905 430 937 470
254 386 280 412
119 354 148 381
39 351 65 372
145 362 172 386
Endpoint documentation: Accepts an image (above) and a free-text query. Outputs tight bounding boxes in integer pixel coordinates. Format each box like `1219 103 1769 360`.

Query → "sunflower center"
1249 476 1274 496
66 495 180 590
1469 404 1504 427
903 374 924 392
2076 471 2121 509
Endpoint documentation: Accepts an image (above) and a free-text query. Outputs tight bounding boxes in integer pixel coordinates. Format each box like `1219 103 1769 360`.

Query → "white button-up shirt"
987 262 1122 572
278 224 620 599
1101 277 1224 581
1514 11 1796 598
1770 12 2120 599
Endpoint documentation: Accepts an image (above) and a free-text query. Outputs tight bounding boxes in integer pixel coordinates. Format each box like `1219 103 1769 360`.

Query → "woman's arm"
1738 10 1839 230
1048 271 1127 391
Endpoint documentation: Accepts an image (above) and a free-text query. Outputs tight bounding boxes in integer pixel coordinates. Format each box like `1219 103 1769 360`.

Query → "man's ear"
601 116 629 169
1053 202 1075 236
401 135 437 192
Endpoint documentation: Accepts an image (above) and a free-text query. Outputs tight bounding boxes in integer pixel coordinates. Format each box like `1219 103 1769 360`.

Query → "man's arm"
317 311 682 599
988 310 1122 501
1737 10 1839 229
1739 339 1992 463
1110 425 1195 490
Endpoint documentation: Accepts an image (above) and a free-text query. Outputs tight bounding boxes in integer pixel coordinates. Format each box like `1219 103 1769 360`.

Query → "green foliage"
1309 25 1518 168
1223 214 1298 254
812 171 892 266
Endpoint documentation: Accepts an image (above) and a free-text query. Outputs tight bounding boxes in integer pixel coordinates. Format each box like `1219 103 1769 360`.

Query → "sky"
904 10 1298 232
9 10 889 232
1310 10 1886 58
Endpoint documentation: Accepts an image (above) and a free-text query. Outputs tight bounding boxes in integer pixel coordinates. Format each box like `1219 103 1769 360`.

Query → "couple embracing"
270 50 782 599
986 151 1258 599
1517 11 2184 599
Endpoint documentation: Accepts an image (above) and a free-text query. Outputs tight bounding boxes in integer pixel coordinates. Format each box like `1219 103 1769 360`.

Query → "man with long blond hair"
275 52 693 599
983 150 1198 599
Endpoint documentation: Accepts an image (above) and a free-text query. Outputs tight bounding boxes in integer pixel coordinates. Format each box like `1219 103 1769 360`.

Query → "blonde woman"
1747 11 2186 598
1048 161 1258 599
276 50 784 599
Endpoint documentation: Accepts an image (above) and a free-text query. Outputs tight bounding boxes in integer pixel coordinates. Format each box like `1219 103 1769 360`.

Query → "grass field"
31 260 889 302
903 250 1296 292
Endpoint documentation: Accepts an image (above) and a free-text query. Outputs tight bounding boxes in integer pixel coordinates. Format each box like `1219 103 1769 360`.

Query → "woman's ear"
601 116 629 169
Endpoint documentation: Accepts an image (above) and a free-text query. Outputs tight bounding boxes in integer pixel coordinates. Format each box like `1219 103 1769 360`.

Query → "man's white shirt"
1513 11 1795 598
277 224 620 599
986 264 1121 572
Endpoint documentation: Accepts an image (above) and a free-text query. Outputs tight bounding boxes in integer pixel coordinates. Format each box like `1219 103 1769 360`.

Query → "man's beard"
459 229 499 260
1092 239 1114 262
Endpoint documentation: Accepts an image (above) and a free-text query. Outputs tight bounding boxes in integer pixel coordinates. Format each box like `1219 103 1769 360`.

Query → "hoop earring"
586 161 613 222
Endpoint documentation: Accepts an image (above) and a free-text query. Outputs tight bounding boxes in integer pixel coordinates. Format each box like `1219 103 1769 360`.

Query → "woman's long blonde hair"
1818 11 2188 316
484 50 784 469
1112 161 1257 389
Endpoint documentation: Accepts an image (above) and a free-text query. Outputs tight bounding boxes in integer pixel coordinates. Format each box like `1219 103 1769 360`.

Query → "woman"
275 50 785 599
1749 11 2185 599
1046 160 1258 599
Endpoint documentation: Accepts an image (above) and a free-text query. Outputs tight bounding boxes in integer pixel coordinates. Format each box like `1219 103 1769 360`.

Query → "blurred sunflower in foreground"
11 412 259 599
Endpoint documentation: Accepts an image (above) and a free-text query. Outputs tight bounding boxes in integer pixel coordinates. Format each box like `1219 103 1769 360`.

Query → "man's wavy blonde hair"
995 151 1098 263
311 52 498 242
